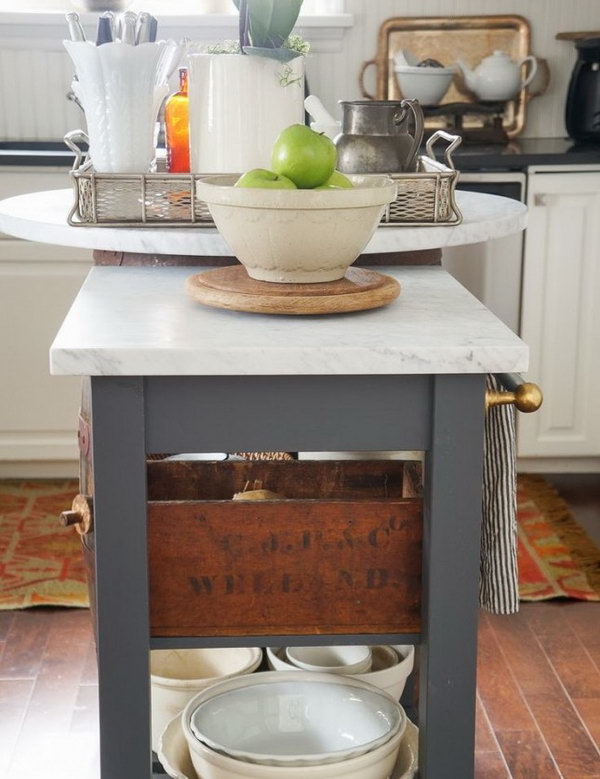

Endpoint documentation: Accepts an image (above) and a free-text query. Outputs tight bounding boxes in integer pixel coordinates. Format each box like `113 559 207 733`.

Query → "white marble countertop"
50 266 528 377
0 189 526 255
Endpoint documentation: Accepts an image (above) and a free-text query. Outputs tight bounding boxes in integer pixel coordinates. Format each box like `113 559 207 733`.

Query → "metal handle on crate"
486 373 543 413
64 130 89 172
425 130 462 171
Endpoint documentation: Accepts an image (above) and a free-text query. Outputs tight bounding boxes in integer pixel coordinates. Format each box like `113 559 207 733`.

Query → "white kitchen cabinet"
0 169 91 476
518 170 600 467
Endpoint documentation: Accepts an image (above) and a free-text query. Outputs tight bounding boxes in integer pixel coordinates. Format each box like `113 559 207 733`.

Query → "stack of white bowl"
178 671 411 779
150 648 263 752
267 644 414 701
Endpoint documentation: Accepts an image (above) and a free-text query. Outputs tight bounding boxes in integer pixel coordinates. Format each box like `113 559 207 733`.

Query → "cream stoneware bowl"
267 645 414 701
195 175 397 283
182 671 406 778
159 713 418 779
187 672 403 767
285 645 372 675
150 648 262 752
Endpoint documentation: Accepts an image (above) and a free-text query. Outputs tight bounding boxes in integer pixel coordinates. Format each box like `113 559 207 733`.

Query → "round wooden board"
185 266 401 315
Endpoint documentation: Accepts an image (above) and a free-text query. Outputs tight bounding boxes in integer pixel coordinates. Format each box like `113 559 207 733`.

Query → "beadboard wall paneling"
1 1 599 140
304 0 600 139
0 48 82 141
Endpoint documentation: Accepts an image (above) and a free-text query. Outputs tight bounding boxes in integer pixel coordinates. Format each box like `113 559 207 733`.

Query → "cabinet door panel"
0 239 91 461
519 172 600 458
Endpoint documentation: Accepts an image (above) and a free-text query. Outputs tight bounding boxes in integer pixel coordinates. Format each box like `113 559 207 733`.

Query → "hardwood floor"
0 475 598 778
1 602 599 778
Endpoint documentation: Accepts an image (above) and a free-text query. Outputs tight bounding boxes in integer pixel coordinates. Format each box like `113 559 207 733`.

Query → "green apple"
234 169 297 189
324 170 353 188
272 124 337 189
313 184 345 190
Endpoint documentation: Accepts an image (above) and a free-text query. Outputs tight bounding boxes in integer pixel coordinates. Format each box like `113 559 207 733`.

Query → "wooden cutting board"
185 266 401 315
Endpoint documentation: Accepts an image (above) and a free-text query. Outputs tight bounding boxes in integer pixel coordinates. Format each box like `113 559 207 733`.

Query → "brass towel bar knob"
59 494 94 535
486 381 543 413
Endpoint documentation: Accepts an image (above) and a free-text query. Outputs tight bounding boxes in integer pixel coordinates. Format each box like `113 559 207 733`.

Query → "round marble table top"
0 188 526 255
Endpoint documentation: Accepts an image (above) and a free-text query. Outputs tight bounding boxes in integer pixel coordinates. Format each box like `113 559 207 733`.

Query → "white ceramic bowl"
182 672 406 776
394 67 453 106
150 648 262 752
267 645 415 701
285 645 372 675
188 672 403 766
160 712 418 779
195 175 397 283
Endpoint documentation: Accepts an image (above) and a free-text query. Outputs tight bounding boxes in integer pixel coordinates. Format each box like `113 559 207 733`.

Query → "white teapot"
457 50 538 101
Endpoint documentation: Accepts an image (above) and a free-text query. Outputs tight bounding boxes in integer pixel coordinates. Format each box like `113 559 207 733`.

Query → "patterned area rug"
518 476 600 602
1 477 598 609
0 480 87 609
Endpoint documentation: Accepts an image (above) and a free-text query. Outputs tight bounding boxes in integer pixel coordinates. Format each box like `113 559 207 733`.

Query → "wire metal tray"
65 130 462 228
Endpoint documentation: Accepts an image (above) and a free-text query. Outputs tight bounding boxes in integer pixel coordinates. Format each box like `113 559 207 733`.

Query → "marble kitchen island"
49 263 528 779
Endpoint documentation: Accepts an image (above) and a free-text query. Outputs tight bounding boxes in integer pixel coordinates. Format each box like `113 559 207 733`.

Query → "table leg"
419 374 486 778
91 377 152 779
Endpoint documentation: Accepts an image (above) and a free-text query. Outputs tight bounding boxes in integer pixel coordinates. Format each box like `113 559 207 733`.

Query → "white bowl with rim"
150 648 262 752
160 712 418 779
182 671 406 773
188 671 403 767
267 645 415 701
394 66 453 105
284 645 372 675
195 175 397 283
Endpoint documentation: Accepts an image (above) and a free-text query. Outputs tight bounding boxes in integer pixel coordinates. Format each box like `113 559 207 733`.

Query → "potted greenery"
188 0 309 173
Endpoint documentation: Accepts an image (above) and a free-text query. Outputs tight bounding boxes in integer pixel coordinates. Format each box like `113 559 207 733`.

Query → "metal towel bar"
486 373 543 413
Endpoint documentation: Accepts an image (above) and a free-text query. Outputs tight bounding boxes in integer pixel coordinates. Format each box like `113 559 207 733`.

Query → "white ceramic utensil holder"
64 40 180 173
188 53 305 173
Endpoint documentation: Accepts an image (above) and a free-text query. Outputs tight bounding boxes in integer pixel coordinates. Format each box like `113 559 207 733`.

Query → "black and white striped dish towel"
481 374 519 615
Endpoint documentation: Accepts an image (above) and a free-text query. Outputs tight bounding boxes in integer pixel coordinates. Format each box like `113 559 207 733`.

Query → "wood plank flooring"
1 601 598 778
0 475 598 778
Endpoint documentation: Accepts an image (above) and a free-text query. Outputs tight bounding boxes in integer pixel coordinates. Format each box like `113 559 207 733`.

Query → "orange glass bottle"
165 68 190 173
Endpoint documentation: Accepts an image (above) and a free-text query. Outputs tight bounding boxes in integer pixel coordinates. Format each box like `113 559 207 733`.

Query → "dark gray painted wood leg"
419 374 486 778
91 377 151 779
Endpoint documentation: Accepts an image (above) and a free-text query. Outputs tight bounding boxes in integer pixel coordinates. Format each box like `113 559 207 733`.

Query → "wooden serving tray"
186 266 401 315
359 14 545 138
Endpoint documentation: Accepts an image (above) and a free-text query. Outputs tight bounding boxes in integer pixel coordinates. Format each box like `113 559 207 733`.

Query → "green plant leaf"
233 0 303 49
242 45 301 62
266 0 303 48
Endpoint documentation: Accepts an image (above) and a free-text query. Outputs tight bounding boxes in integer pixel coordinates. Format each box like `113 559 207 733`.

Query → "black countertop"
2 137 600 172
446 136 600 171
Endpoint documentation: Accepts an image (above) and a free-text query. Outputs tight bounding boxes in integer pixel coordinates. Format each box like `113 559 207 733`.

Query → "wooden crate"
147 460 423 638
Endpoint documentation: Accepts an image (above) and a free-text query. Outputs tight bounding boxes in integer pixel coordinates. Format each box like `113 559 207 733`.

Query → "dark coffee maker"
566 37 600 142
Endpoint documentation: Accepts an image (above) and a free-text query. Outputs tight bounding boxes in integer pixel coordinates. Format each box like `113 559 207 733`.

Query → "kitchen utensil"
182 672 406 776
304 95 341 139
267 645 415 700
189 675 402 766
456 50 538 101
394 66 454 105
335 99 424 174
194 174 396 283
150 647 262 753
565 37 600 142
160 712 418 779
65 12 86 42
359 15 547 138
285 645 372 674
185 267 401 316
64 40 179 172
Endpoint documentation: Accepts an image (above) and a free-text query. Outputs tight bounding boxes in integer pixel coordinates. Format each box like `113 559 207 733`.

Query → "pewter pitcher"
335 99 424 174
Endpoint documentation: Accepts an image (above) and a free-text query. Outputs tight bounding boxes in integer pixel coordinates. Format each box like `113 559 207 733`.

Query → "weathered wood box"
146 459 423 638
